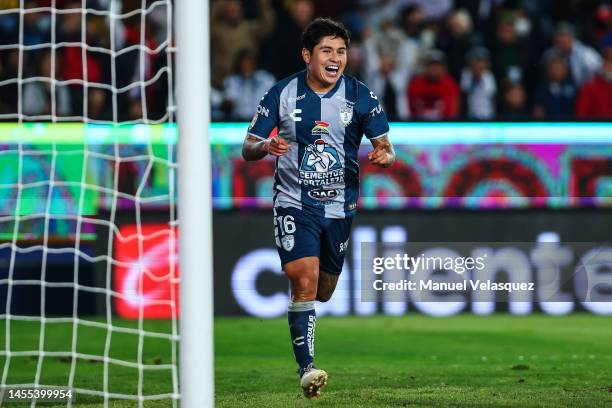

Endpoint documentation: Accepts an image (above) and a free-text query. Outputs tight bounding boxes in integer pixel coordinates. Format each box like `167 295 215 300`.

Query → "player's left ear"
302 48 311 64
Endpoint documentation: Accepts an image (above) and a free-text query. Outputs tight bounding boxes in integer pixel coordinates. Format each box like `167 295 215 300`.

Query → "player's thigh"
319 216 353 276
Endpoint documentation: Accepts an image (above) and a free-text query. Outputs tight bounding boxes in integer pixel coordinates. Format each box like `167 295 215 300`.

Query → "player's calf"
284 257 321 382
316 270 339 302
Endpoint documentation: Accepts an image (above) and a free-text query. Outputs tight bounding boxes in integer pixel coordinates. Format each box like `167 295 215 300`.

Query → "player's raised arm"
242 135 290 161
367 135 396 168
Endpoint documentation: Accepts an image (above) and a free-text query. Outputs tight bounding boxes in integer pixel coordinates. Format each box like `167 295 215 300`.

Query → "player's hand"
368 141 391 167
266 136 290 157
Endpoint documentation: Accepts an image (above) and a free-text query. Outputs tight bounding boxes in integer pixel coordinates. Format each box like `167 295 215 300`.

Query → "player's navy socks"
288 300 316 374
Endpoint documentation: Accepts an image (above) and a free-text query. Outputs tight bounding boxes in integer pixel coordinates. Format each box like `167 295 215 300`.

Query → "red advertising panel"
114 224 179 319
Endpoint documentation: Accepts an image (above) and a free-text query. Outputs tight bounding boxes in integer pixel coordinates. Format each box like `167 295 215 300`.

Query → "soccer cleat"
300 365 328 399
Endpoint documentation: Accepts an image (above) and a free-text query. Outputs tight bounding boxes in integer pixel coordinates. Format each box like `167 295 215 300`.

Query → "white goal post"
175 0 214 407
0 0 214 406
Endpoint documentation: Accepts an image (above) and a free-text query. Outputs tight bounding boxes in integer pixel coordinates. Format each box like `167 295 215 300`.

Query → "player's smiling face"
303 36 347 92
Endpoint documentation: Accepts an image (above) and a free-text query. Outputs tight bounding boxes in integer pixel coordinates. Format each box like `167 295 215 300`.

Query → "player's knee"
288 274 318 300
296 275 316 291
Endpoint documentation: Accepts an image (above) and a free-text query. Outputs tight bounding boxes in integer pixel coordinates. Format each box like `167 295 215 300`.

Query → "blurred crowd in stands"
0 0 610 122
0 0 170 122
211 0 612 121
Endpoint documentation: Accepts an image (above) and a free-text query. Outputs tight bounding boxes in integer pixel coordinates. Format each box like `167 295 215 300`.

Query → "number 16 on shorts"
275 213 296 252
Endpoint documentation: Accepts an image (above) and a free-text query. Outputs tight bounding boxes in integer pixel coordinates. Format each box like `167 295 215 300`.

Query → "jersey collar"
301 70 344 99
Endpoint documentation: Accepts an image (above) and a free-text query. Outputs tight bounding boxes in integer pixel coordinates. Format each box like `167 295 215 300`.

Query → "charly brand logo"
290 108 302 122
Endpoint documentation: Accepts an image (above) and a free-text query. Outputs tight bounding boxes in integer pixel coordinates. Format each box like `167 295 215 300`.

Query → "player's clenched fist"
266 136 290 157
367 141 393 167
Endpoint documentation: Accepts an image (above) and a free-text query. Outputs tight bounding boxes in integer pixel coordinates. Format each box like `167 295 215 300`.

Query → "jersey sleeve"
358 83 390 140
247 85 280 140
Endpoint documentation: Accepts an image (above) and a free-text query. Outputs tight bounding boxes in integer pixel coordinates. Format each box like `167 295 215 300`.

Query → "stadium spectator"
543 22 602 87
261 0 313 80
311 0 352 19
126 99 143 122
599 5 612 50
113 3 169 121
366 0 452 37
0 58 8 114
0 2 18 46
489 15 535 95
436 9 482 82
460 47 496 120
210 0 275 89
58 1 103 117
22 51 72 117
0 50 19 115
575 47 612 119
454 0 504 35
533 54 577 120
398 5 426 41
344 41 366 81
407 50 460 120
23 0 50 46
210 87 226 121
363 15 419 119
547 0 603 47
88 88 113 121
364 53 404 120
499 82 529 119
365 0 402 31
340 2 369 42
394 0 453 21
222 50 275 121
367 16 406 60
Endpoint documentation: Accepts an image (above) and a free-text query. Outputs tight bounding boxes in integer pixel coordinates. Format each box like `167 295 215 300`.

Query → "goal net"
0 0 184 405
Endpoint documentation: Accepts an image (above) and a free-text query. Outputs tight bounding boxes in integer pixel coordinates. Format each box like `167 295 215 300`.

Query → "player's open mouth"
325 65 340 75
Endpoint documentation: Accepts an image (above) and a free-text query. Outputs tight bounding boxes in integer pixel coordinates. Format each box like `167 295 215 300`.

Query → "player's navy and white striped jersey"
248 70 389 219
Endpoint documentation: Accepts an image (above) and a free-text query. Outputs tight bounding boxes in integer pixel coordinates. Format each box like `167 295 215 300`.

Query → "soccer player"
242 18 395 398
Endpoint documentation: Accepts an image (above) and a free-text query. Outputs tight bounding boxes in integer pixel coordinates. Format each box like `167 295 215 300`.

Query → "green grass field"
1 314 612 407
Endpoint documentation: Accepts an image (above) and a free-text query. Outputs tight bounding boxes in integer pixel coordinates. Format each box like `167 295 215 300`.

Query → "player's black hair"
302 18 350 52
